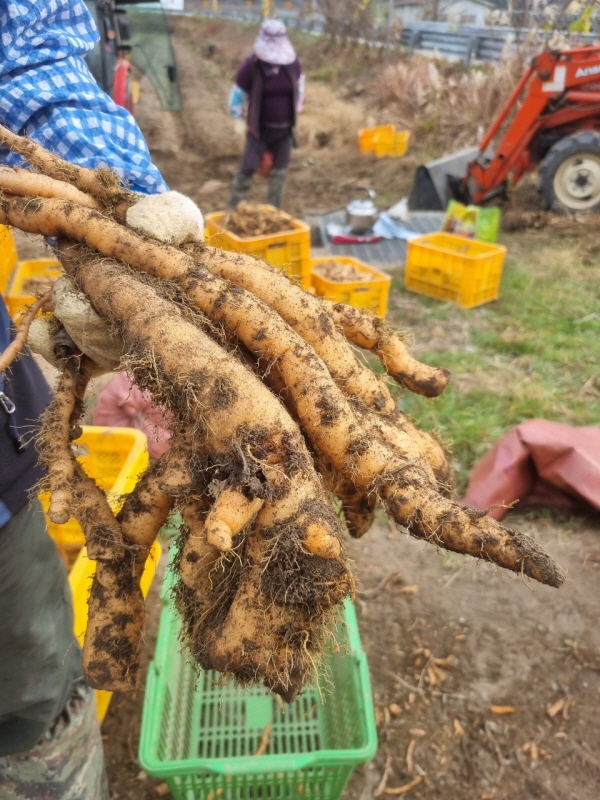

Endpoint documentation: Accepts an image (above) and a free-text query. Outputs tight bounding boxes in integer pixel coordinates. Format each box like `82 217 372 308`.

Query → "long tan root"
39 355 84 525
328 301 451 397
0 166 101 209
0 147 567 699
192 247 397 413
0 124 133 208
0 289 52 373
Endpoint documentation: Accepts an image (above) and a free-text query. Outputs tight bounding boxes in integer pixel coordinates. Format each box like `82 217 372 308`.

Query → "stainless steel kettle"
346 187 379 234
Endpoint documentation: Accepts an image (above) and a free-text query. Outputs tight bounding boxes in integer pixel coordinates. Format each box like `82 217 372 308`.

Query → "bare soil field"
93 16 600 799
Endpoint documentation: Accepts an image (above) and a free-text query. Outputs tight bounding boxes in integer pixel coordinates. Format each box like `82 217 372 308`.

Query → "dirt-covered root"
205 487 264 551
1 198 394 466
2 195 564 589
60 248 345 550
38 351 124 559
380 474 566 587
355 403 451 494
82 456 176 690
315 453 378 538
174 493 350 699
191 246 396 413
0 124 134 208
0 288 52 373
178 497 216 589
393 412 453 494
117 454 175 570
328 302 451 397
173 512 245 668
0 166 101 209
83 551 145 691
39 365 79 524
201 517 352 701
56 243 563 587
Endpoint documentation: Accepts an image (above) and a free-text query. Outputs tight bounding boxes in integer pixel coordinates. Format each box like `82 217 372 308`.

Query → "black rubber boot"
227 172 254 208
267 169 288 209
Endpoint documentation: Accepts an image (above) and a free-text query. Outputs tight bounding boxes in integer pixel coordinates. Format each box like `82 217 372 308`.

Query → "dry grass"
369 51 531 153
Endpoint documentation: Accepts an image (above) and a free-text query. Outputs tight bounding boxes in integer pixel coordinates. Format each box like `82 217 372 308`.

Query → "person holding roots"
227 19 305 209
0 0 203 796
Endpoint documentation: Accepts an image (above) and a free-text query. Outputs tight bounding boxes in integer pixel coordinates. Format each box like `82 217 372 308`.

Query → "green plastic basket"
139 576 377 800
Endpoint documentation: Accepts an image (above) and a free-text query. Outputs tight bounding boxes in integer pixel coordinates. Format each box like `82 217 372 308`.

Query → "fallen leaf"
490 705 515 715
383 776 423 796
433 655 455 668
399 584 419 595
453 718 465 737
426 664 438 687
406 738 417 773
546 698 566 718
428 663 448 685
530 742 539 761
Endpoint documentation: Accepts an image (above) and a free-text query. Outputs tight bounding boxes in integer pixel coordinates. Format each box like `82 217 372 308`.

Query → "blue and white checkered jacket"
0 0 169 527
0 0 167 194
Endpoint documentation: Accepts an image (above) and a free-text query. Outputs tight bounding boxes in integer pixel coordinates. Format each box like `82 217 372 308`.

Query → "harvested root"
190 246 397 413
0 124 133 208
312 259 373 283
220 202 295 237
0 166 100 209
0 288 52 373
205 487 263 551
0 137 566 702
328 301 451 397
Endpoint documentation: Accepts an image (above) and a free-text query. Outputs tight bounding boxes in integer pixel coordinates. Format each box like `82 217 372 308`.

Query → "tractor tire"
539 131 600 214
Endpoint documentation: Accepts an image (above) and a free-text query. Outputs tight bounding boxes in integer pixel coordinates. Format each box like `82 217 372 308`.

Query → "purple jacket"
235 56 302 138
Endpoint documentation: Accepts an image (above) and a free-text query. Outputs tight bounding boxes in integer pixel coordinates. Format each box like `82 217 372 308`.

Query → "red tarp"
463 419 600 520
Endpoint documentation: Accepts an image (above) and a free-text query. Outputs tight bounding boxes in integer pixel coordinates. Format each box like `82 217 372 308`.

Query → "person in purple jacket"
227 19 305 209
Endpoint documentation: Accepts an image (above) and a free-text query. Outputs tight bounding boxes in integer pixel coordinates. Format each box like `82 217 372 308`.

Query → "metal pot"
346 187 379 233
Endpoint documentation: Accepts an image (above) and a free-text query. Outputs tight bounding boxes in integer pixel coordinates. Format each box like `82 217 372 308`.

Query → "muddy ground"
104 515 600 800
75 15 600 799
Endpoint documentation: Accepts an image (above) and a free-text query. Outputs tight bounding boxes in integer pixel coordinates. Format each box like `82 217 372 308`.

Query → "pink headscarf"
253 19 296 66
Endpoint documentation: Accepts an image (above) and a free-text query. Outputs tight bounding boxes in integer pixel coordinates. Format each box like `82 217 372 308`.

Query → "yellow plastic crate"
40 426 150 555
372 129 410 158
405 232 506 309
310 257 391 317
4 258 63 318
69 540 162 722
205 207 311 288
357 124 395 154
0 225 18 294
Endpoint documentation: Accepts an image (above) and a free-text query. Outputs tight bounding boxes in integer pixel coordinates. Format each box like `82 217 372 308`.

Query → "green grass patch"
389 231 600 493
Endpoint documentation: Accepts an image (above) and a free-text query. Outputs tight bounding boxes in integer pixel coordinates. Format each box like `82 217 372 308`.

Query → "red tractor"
411 46 600 214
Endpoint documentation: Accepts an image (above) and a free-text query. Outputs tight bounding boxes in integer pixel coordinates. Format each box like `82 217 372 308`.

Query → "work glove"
126 190 204 246
28 191 205 372
233 118 246 138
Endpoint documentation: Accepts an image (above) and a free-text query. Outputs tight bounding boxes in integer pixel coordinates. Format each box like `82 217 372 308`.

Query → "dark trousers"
240 125 293 176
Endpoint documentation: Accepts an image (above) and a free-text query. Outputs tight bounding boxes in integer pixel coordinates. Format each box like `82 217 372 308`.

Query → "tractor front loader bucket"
409 147 479 210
